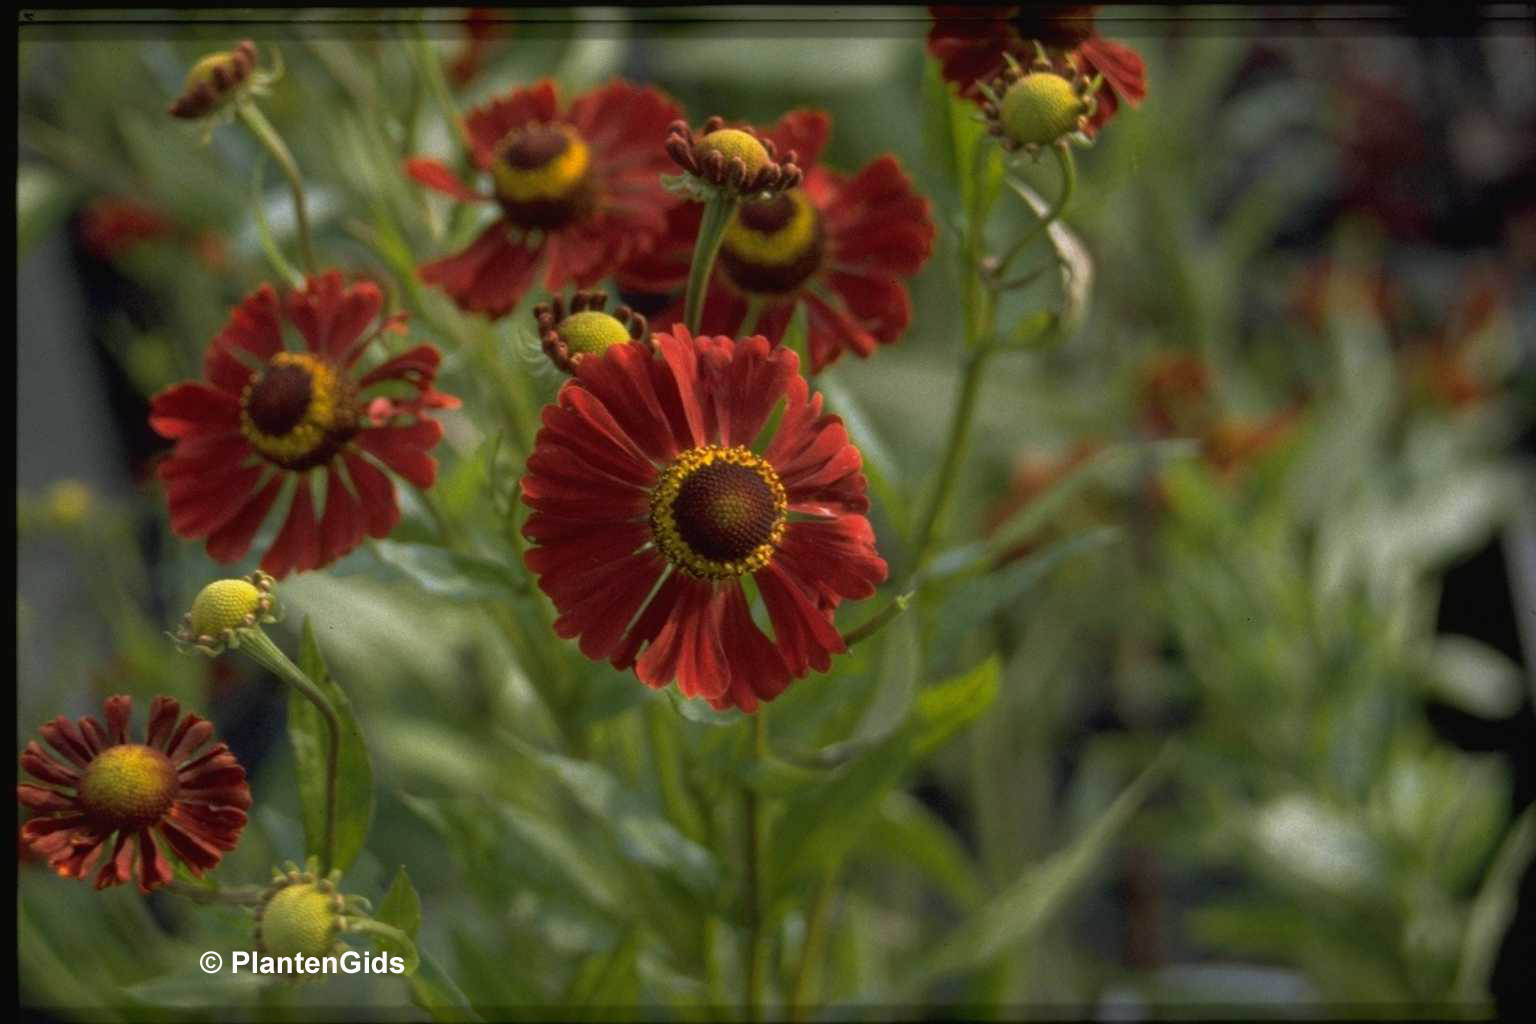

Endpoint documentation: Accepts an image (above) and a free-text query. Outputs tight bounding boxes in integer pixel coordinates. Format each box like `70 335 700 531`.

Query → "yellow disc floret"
189 578 265 638
650 446 787 580
557 311 634 358
78 745 179 831
491 124 591 203
258 882 342 960
696 129 771 176
724 190 819 268
999 71 1087 148
240 352 358 470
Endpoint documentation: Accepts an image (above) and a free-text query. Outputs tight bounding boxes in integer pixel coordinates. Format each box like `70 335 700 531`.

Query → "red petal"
16 785 77 813
261 476 323 578
146 697 182 751
1078 36 1146 106
357 421 443 488
94 832 136 890
466 79 561 168
611 571 688 672
776 518 888 604
148 383 240 439
755 561 846 676
319 465 367 566
205 284 283 396
404 156 490 203
137 830 174 892
764 108 832 171
420 220 542 319
343 452 402 538
203 474 284 564
20 742 79 786
287 271 384 362
716 584 791 712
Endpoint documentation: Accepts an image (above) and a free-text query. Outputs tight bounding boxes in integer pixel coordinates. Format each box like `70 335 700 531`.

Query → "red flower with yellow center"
406 78 683 319
619 110 935 374
520 327 888 712
17 695 251 892
149 271 459 578
927 5 1146 135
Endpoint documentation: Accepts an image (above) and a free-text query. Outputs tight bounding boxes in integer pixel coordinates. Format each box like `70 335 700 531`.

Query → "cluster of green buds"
978 48 1103 158
173 571 282 656
663 117 803 202
534 290 650 374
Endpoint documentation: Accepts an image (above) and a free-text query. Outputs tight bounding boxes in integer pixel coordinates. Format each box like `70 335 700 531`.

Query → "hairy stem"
237 101 317 275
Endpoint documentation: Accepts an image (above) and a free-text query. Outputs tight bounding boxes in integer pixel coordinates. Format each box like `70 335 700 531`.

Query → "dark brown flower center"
650 446 788 579
719 188 823 297
239 352 360 470
491 124 594 231
78 744 179 832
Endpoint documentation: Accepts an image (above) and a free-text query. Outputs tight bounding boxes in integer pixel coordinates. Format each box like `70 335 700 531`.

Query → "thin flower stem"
743 711 769 1021
164 880 266 906
841 590 914 647
648 701 708 844
237 101 318 275
908 344 996 576
740 296 765 338
410 18 475 158
237 627 341 875
685 192 738 334
787 863 840 1021
990 143 1076 283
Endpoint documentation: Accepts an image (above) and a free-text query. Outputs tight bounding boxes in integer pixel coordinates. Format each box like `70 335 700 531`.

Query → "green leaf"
866 790 985 912
507 737 721 900
564 928 643 1012
17 165 79 265
410 950 482 1023
911 655 1001 757
665 686 747 727
251 163 304 289
290 617 375 874
892 745 1178 995
370 539 526 602
1005 176 1094 340
375 866 423 974
1456 806 1536 1001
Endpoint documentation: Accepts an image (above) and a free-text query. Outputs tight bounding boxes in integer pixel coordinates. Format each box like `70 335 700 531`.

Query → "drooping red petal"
166 715 214 764
20 742 80 786
319 465 367 566
1077 36 1146 107
776 517 888 604
204 283 284 396
357 421 443 489
203 474 284 564
16 785 77 813
104 696 132 745
404 156 491 203
155 820 222 874
342 452 402 539
714 584 792 713
763 108 832 172
635 576 728 699
39 718 94 769
261 476 323 578
146 697 182 751
148 382 240 439
137 829 174 892
358 344 446 392
420 220 542 320
94 831 137 890
610 571 690 672
755 561 846 676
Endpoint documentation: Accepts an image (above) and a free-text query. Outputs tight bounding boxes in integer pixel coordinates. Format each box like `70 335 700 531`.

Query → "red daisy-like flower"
406 77 683 319
149 271 459 578
618 110 935 375
17 695 252 892
927 5 1147 135
520 327 888 712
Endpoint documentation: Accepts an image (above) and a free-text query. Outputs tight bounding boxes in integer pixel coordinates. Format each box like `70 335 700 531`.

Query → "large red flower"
17 695 251 892
520 328 888 712
618 110 935 374
927 5 1146 135
149 271 459 578
406 78 683 319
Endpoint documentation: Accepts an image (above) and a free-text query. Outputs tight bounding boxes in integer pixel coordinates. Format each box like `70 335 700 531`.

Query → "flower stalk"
685 192 738 334
236 100 317 274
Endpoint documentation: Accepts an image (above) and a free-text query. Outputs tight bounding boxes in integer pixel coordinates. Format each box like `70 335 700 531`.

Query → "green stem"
237 101 317 275
163 880 266 906
907 345 996 575
841 590 913 647
411 17 474 157
991 143 1076 283
743 712 768 1021
787 864 840 1021
740 296 765 338
685 192 738 334
648 701 708 844
237 627 341 875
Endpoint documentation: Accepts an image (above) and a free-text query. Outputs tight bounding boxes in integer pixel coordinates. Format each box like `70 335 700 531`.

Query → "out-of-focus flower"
1137 351 1213 437
406 78 683 319
519 328 887 712
79 197 229 270
984 438 1108 562
1200 408 1304 479
1402 267 1511 410
927 5 1146 136
447 8 502 90
149 271 459 577
17 695 251 892
167 39 273 122
621 111 936 374
533 290 649 374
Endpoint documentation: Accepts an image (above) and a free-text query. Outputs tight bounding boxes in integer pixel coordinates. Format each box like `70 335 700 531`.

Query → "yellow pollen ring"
649 445 788 580
491 127 591 202
240 352 345 466
723 190 819 268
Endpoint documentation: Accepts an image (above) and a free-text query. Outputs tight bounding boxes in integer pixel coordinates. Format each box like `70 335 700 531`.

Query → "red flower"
447 8 501 90
406 78 683 319
927 5 1146 135
149 271 459 578
79 198 174 260
17 695 251 892
520 328 888 712
618 110 935 374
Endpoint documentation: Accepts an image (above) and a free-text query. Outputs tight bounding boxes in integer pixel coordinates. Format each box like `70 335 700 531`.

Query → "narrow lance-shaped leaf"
289 617 375 874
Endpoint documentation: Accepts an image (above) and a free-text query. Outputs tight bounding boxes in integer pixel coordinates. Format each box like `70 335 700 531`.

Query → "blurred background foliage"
17 6 1536 1020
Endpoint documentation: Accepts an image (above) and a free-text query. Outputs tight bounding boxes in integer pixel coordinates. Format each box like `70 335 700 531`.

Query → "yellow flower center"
999 72 1086 147
719 189 824 297
491 124 594 230
78 744 179 832
240 352 360 471
189 579 266 638
259 883 340 960
695 128 771 177
557 311 633 358
650 446 787 579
